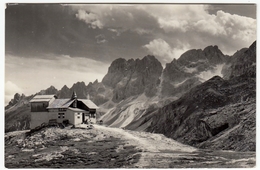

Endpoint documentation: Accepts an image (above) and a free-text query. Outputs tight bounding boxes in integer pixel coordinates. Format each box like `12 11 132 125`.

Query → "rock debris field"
5 125 255 168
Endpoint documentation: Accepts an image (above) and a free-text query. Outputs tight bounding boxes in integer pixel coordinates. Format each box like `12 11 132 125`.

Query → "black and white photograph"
4 2 256 168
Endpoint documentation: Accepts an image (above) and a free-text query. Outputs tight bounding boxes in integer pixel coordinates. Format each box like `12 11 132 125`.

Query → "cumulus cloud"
73 5 158 34
76 9 103 29
144 5 256 42
72 4 256 55
144 5 209 33
193 10 256 38
143 39 190 64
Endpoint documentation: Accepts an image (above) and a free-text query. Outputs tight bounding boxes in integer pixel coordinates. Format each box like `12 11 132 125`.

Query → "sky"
4 3 257 105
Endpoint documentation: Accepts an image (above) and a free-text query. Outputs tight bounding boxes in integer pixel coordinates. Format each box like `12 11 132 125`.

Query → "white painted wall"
74 112 82 125
30 108 97 129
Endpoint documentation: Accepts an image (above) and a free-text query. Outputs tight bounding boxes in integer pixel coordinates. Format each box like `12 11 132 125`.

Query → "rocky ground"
5 125 255 168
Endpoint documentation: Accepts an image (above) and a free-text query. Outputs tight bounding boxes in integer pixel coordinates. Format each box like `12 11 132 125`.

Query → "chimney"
71 91 77 108
71 91 77 99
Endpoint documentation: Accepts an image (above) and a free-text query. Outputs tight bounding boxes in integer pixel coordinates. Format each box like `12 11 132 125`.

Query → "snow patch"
173 79 188 88
184 67 197 73
156 72 164 96
197 64 224 82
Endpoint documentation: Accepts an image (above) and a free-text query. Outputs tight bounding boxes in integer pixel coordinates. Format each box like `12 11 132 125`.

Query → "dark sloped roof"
47 99 75 109
78 99 99 109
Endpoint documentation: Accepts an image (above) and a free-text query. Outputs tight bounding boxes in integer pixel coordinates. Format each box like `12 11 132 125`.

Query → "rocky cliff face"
230 41 256 78
5 93 26 110
144 41 256 151
146 75 256 151
102 55 163 102
161 45 227 96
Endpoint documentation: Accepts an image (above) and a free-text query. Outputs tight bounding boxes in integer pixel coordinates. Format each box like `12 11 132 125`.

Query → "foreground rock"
5 126 141 168
5 125 255 168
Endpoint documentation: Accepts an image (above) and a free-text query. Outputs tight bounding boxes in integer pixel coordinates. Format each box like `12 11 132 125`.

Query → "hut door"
82 113 85 123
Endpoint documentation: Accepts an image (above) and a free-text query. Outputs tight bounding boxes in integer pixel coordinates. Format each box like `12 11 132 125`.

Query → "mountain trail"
94 124 196 153
93 125 255 168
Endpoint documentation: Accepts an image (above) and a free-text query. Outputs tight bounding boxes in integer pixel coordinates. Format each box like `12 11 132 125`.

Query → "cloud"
75 9 103 29
95 34 108 44
72 4 256 56
193 10 256 38
134 28 152 35
5 81 23 105
108 28 122 36
143 39 190 64
6 4 256 73
143 5 209 33
73 5 159 34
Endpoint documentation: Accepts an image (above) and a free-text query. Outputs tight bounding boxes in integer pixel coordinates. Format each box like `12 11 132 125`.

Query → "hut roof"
78 99 99 109
47 99 75 109
30 95 56 102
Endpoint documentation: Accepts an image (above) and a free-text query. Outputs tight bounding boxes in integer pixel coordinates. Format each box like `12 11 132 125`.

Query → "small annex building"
29 92 98 129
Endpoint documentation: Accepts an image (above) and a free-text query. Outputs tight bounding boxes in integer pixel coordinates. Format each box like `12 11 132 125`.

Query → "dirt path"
94 125 196 152
93 125 255 168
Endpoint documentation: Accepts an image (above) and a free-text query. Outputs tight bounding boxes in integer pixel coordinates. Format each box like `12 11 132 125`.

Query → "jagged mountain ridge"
5 41 256 143
102 55 163 102
99 44 235 128
162 45 228 96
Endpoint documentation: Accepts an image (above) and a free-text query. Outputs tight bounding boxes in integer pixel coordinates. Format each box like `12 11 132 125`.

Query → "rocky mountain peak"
72 81 86 88
161 44 228 97
106 58 127 74
5 93 27 110
203 45 220 53
203 45 226 64
143 54 156 60
102 55 163 102
177 49 203 65
93 79 99 85
229 41 256 78
37 85 58 95
61 85 69 90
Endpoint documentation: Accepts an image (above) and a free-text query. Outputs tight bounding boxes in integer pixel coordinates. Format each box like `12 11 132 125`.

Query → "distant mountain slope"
145 41 256 151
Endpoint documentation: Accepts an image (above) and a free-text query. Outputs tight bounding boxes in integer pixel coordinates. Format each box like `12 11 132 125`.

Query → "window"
77 116 80 119
58 113 65 119
78 113 81 115
59 108 66 111
90 114 96 118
